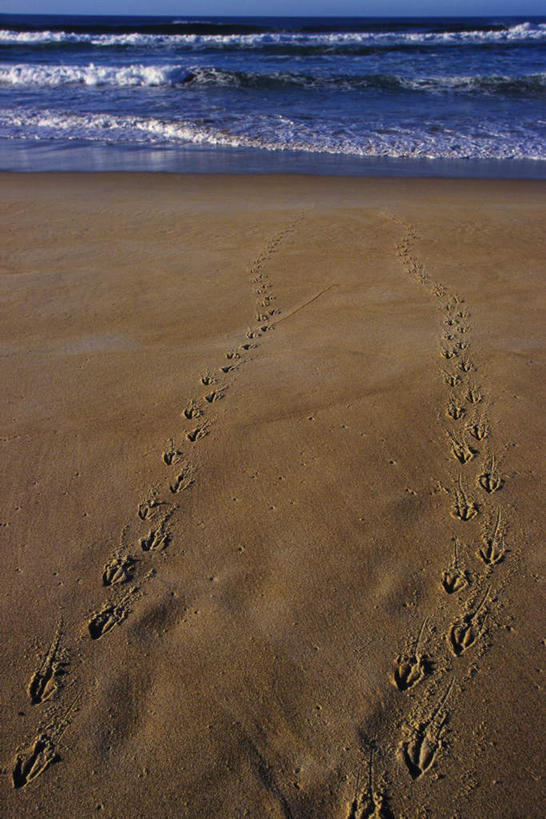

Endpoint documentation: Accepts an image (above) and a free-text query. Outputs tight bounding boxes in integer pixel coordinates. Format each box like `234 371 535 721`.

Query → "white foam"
2 62 544 95
0 22 545 49
1 107 544 161
0 62 188 87
399 72 546 94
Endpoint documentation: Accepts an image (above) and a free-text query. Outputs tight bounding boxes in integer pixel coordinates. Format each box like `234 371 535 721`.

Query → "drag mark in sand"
273 282 337 326
27 619 67 705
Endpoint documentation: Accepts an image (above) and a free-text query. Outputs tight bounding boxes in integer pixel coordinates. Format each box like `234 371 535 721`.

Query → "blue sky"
1 1 545 16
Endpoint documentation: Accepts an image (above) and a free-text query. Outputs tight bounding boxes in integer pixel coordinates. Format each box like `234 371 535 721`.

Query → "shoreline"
2 140 546 179
1 173 544 816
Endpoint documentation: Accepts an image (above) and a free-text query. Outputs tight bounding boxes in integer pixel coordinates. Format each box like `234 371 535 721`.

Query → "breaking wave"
1 21 545 52
1 106 544 161
1 62 545 98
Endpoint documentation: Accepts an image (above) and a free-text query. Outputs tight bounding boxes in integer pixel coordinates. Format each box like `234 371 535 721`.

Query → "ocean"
1 14 545 176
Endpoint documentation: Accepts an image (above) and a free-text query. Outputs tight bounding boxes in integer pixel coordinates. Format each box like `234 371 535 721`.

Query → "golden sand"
1 173 544 816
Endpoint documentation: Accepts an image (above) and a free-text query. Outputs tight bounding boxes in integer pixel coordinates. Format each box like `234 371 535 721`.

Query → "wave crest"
2 62 545 97
1 21 545 51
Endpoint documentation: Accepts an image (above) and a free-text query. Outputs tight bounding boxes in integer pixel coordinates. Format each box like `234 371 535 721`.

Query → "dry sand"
0 173 544 817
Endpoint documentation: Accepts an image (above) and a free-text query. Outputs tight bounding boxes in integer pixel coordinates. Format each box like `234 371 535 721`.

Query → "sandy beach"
1 173 544 817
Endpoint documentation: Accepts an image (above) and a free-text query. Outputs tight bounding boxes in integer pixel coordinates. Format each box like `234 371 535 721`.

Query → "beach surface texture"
1 173 544 817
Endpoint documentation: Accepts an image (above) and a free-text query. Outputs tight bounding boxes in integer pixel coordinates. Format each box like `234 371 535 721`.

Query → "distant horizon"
2 11 545 18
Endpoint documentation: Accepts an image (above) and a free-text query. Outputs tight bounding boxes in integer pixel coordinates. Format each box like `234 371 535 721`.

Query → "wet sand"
1 173 545 817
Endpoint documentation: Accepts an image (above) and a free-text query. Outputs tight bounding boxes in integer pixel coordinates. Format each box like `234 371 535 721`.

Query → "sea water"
0 14 545 176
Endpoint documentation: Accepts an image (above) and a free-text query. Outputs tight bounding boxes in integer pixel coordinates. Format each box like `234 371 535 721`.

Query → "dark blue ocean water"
1 14 545 175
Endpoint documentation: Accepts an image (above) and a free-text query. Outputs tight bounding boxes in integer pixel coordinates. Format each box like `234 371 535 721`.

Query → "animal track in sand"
11 694 80 788
140 512 173 552
12 734 58 789
466 385 483 405
467 416 489 441
256 310 278 323
102 553 135 587
219 363 239 374
200 373 215 386
447 398 466 421
402 731 440 781
400 681 453 780
28 620 66 705
441 347 459 360
162 439 182 466
137 488 164 520
448 587 490 656
479 509 506 566
448 433 478 464
260 295 276 308
182 400 202 420
451 479 479 521
204 388 225 403
225 350 240 361
441 539 470 594
186 424 209 443
392 619 430 692
348 749 389 819
443 371 462 388
459 359 473 373
87 586 138 640
478 457 504 494
247 221 302 331
170 462 194 494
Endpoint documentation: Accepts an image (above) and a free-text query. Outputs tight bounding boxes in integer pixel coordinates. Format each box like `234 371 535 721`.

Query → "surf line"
273 283 337 326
